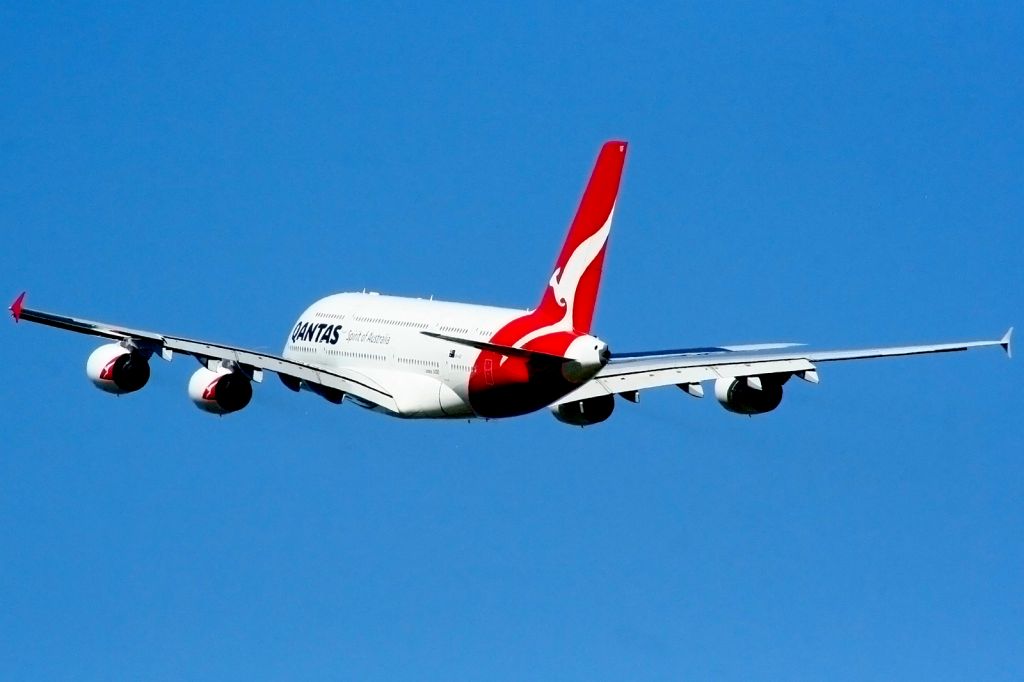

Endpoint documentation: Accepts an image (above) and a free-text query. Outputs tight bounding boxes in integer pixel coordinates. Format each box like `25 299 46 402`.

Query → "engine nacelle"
715 376 784 415
189 367 253 415
550 394 615 426
86 343 151 394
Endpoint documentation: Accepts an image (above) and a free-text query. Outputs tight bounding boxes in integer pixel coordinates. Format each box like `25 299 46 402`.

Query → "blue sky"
1 3 1021 680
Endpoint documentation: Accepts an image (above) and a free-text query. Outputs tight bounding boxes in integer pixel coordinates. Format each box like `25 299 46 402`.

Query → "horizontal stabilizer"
1002 327 1013 359
421 331 568 363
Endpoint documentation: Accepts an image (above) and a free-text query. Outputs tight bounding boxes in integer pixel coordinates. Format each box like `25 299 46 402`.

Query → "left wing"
556 329 1013 404
8 293 399 412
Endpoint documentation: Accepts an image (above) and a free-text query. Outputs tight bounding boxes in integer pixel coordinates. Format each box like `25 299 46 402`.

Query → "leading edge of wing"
9 293 398 411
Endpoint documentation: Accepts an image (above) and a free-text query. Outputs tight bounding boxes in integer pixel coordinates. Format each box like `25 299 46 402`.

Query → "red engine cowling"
550 394 615 426
714 376 784 415
86 343 151 394
188 367 253 415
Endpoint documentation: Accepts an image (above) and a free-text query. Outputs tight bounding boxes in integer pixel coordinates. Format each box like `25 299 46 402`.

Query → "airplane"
8 141 1013 426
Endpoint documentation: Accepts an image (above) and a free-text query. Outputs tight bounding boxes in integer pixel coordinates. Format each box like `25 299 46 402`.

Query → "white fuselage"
281 292 525 418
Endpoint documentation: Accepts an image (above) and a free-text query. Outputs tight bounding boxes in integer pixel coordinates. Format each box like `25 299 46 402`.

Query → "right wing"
557 329 1013 404
9 293 400 412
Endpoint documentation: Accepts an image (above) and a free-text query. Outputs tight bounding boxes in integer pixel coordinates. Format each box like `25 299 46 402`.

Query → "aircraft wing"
556 330 1013 404
9 293 399 412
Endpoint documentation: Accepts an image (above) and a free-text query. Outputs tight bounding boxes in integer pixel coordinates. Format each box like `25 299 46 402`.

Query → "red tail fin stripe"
535 140 627 334
551 142 626 277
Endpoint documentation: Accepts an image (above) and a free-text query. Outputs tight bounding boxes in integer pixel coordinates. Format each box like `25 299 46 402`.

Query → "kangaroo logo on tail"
534 140 626 335
515 205 616 349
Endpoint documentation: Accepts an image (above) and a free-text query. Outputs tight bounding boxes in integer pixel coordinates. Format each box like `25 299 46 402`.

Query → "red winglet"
9 291 26 323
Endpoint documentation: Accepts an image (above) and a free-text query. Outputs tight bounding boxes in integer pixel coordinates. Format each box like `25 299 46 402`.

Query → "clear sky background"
1 3 1021 680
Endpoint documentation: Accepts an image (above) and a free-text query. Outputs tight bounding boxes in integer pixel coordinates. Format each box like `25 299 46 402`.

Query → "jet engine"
551 394 615 426
189 367 253 414
86 343 151 394
714 375 786 415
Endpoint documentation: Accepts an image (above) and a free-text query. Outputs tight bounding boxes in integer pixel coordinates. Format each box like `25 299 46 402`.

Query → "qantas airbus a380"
9 142 1013 425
